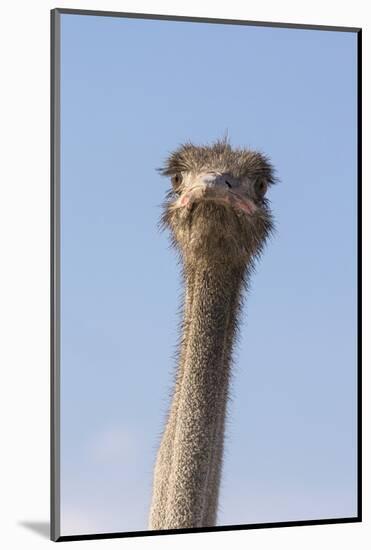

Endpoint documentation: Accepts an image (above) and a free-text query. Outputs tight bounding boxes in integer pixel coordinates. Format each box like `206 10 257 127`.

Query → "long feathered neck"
149 257 247 529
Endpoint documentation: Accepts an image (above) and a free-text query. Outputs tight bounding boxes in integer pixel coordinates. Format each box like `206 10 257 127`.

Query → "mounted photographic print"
51 8 361 542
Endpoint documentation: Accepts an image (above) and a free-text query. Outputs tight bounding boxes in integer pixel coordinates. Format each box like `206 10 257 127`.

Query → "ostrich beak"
176 172 257 216
201 172 234 190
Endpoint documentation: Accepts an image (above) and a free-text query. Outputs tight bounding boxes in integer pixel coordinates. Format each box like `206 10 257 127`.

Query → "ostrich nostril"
225 180 232 189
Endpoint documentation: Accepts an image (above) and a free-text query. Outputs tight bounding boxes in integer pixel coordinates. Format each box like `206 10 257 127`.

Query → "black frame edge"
356 28 362 523
51 7 61 543
53 7 361 33
56 517 361 542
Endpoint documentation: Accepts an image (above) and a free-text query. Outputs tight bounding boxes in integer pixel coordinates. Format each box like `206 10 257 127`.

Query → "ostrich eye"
172 173 183 191
254 179 268 198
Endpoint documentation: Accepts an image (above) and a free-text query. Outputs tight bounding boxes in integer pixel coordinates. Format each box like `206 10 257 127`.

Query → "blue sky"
59 13 358 536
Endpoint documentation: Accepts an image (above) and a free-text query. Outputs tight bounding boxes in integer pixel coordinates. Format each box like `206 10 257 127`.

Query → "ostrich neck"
162 258 245 528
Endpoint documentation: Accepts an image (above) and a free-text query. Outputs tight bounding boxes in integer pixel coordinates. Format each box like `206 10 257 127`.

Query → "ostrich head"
160 138 276 267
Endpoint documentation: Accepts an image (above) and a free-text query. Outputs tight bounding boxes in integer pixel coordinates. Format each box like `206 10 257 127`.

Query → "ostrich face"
160 139 276 265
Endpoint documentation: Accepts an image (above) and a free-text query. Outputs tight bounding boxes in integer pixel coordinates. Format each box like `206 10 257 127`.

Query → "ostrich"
149 138 276 530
